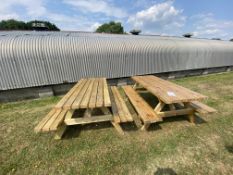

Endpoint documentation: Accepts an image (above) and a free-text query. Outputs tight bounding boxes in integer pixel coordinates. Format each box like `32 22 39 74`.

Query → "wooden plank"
103 78 111 107
109 86 121 123
123 86 162 123
54 80 83 109
96 78 104 107
157 108 194 118
111 86 133 122
72 79 92 109
49 109 68 131
42 109 62 132
34 109 56 133
63 79 87 110
80 79 95 108
154 100 165 112
189 101 217 114
132 76 207 104
89 79 99 108
111 87 127 122
64 115 113 125
111 122 124 135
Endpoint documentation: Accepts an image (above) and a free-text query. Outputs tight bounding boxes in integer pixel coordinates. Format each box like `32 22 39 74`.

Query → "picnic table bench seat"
122 85 162 130
34 108 68 133
189 101 217 114
110 86 133 123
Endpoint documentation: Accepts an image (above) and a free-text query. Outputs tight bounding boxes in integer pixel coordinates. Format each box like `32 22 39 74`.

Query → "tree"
0 19 60 31
96 21 124 34
183 33 193 38
230 38 233 42
212 38 221 40
130 29 141 35
0 19 27 30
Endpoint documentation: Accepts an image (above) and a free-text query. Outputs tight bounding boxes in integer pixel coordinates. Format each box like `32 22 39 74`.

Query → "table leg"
141 122 151 131
184 103 195 123
111 121 124 135
154 100 165 112
54 123 67 140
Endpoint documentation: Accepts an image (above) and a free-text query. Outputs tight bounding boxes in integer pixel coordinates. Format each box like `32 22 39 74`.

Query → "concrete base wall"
1 66 232 102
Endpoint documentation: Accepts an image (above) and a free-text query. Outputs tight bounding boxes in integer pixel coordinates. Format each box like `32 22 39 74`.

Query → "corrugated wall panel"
0 31 233 90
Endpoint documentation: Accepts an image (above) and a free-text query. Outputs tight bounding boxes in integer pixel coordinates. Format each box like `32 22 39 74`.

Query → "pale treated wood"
103 78 111 107
34 109 56 133
84 108 92 118
89 79 99 108
63 79 87 110
64 115 113 125
79 79 95 108
141 122 151 131
54 123 67 140
169 104 176 110
189 101 217 114
96 78 104 107
109 87 121 123
111 86 133 123
50 109 68 131
72 79 92 109
154 100 165 112
42 109 62 132
55 80 83 109
123 86 162 123
132 76 207 104
157 108 194 118
111 87 127 122
111 122 124 135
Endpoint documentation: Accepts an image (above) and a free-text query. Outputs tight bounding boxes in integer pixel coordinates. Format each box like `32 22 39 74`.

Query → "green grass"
1 72 233 175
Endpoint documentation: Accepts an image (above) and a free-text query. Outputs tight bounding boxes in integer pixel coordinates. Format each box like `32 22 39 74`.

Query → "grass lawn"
1 72 233 175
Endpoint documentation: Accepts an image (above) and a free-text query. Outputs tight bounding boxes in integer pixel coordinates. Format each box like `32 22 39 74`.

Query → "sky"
0 0 233 40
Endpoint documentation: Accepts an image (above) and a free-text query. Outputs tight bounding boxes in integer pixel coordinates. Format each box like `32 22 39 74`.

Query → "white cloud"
0 0 46 20
128 1 186 34
64 0 127 18
191 13 233 39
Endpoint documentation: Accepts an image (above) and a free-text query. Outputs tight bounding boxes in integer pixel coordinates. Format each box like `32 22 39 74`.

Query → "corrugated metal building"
0 31 233 90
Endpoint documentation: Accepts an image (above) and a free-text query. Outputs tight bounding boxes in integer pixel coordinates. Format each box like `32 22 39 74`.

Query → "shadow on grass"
225 145 233 154
154 167 177 175
63 122 112 139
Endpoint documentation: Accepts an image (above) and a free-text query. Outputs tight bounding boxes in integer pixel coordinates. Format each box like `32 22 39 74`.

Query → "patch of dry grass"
1 72 233 175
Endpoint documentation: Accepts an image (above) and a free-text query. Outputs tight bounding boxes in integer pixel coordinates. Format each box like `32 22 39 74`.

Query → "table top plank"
96 78 104 107
88 79 99 108
72 79 93 109
54 79 83 109
103 78 111 107
80 79 95 108
62 79 87 110
132 75 207 104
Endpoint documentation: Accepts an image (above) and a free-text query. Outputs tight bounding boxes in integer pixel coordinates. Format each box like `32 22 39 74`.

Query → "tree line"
0 19 60 31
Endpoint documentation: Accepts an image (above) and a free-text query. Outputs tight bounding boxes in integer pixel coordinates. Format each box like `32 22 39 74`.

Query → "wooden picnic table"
35 78 117 139
123 75 215 130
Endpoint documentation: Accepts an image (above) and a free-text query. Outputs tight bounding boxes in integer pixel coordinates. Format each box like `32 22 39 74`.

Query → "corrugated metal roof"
0 31 233 90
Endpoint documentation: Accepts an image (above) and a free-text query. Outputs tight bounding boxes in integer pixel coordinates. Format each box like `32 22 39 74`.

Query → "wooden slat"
42 109 62 132
80 79 95 108
72 79 92 109
158 108 194 118
54 80 83 109
111 86 133 122
96 78 104 107
49 109 68 131
89 79 99 108
189 101 217 114
64 115 113 125
111 87 127 122
132 76 207 104
103 78 111 107
109 86 121 123
34 109 56 133
63 79 87 110
123 86 162 123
